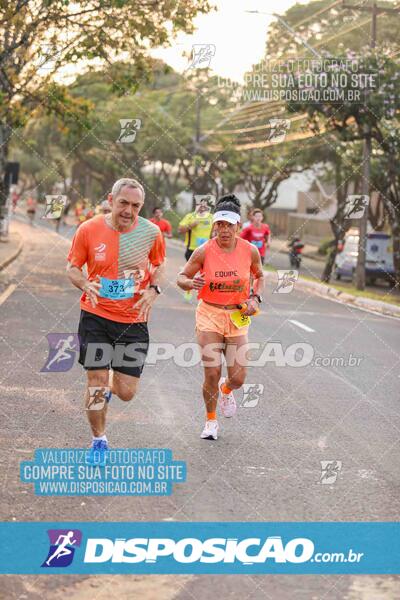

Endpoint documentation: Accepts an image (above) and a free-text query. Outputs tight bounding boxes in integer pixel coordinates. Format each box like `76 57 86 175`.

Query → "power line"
206 126 327 152
204 3 399 142
291 0 342 28
203 113 307 137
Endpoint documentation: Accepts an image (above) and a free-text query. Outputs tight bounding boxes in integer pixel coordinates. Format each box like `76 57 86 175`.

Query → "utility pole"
341 1 399 289
192 87 202 209
195 91 201 149
190 77 210 203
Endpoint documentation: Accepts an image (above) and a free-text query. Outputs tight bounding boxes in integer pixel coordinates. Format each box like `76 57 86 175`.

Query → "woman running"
177 194 264 440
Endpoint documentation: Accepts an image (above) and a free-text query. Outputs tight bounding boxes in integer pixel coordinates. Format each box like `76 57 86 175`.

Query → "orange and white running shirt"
198 237 253 305
67 215 165 323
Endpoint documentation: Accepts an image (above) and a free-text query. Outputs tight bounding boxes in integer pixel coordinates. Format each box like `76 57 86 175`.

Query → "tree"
260 1 400 282
286 50 400 281
216 144 311 211
370 127 400 279
265 0 399 60
319 140 362 282
0 0 212 233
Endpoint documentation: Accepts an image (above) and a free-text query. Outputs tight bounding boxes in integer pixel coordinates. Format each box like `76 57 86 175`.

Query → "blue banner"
0 522 399 574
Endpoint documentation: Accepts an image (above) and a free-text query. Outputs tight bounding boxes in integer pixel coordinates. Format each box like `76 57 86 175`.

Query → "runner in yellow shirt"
178 199 213 301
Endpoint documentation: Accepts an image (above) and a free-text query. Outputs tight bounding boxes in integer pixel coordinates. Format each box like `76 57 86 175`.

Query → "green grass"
301 274 400 306
325 281 400 306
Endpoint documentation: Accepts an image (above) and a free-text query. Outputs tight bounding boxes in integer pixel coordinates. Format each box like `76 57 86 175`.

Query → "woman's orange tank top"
198 237 252 305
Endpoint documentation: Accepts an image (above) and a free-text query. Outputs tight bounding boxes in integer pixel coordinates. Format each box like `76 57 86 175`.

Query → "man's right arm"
66 263 101 307
178 213 197 234
66 226 100 306
66 263 88 291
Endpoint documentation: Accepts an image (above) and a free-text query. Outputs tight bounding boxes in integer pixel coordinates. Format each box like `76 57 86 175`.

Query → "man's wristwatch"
149 285 161 294
250 294 263 304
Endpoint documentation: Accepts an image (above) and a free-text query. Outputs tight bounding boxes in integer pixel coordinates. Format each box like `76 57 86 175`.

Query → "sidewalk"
0 223 23 271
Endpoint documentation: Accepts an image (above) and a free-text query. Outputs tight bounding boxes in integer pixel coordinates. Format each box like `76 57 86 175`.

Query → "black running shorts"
185 248 194 261
78 310 149 378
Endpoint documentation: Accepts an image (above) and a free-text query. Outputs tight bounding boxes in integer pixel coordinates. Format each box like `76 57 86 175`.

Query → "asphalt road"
1 217 400 599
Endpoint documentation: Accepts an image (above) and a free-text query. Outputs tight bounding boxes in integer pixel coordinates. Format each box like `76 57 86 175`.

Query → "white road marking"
288 319 315 332
0 283 17 307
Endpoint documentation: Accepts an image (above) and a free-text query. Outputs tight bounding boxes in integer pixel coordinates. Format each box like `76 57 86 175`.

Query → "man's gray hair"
111 178 145 200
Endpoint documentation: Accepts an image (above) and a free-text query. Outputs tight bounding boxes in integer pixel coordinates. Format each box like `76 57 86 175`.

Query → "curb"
265 271 400 319
0 233 23 272
301 251 326 263
170 238 400 318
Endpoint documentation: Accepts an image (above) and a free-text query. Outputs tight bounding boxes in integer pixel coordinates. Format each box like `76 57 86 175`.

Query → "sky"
151 0 312 209
152 0 303 82
55 0 302 85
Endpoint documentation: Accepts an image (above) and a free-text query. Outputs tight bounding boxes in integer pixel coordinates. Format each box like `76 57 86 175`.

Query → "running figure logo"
320 460 342 485
274 270 298 294
87 386 109 410
117 119 142 143
38 44 60 70
267 119 291 143
41 333 79 372
195 194 215 210
44 195 67 220
241 384 264 408
187 44 216 69
344 195 369 220
41 529 82 568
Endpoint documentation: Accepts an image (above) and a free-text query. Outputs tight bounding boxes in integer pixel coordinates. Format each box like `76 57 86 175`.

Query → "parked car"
334 231 395 285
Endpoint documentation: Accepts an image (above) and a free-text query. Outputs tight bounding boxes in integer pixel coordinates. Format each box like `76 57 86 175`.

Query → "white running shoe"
219 377 237 418
201 420 219 440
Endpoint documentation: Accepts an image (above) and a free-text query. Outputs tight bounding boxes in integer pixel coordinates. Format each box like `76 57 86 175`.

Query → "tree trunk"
392 220 400 287
387 190 400 286
321 157 349 283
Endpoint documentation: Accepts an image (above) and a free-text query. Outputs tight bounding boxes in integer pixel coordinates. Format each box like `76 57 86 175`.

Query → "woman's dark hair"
214 194 241 216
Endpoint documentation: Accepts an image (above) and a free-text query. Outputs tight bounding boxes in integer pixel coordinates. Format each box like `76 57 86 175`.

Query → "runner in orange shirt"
240 208 271 265
26 196 38 225
177 194 264 440
67 178 165 463
150 206 172 238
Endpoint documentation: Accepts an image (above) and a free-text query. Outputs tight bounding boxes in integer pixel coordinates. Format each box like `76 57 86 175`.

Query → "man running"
26 195 37 226
67 178 165 463
240 208 271 265
150 206 172 238
178 198 213 301
177 194 264 440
